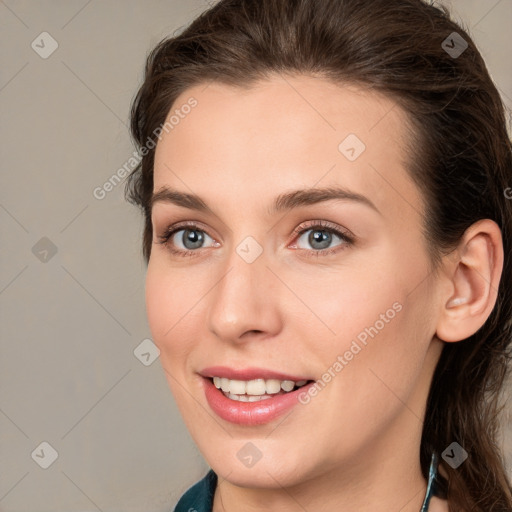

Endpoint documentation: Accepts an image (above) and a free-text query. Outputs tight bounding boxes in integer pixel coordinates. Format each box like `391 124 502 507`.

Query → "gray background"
1 1 511 510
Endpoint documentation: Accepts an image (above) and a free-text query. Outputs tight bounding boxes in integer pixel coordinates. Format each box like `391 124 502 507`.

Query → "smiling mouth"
201 375 318 425
207 376 314 402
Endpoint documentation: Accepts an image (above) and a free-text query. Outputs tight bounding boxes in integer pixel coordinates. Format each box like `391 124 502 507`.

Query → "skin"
146 74 503 511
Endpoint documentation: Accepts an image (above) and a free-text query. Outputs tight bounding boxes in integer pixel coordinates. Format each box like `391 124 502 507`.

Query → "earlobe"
435 219 503 343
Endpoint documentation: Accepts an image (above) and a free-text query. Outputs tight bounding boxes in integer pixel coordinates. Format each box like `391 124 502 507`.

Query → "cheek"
145 266 171 343
322 281 433 434
305 264 430 397
297 267 404 357
145 264 205 414
144 263 200 363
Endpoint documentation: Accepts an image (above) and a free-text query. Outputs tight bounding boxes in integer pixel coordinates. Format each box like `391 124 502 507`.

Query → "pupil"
184 229 204 249
310 230 331 250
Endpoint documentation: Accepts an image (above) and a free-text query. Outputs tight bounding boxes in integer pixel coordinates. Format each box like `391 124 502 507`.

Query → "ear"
435 219 504 343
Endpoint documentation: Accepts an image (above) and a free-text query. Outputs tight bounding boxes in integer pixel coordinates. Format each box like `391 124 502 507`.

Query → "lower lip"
202 377 314 426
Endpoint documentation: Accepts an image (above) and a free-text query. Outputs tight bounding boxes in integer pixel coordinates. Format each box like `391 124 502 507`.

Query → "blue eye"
157 223 216 258
290 220 354 258
295 227 347 251
156 219 354 258
171 228 213 250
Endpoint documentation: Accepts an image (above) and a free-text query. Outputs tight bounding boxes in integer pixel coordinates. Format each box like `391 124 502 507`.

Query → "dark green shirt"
173 469 217 512
173 453 439 511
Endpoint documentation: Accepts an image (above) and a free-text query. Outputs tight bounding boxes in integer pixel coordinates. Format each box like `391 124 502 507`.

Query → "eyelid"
290 219 355 243
155 219 354 257
156 220 219 246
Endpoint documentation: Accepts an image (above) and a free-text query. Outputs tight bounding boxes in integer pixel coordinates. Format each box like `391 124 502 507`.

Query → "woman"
125 0 512 510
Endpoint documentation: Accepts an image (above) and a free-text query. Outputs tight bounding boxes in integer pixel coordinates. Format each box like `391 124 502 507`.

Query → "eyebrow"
150 185 380 216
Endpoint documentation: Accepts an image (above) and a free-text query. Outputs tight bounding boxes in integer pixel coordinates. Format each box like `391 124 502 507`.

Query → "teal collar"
421 452 439 511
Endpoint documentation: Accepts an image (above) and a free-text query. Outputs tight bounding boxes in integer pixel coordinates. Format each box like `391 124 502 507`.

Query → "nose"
207 240 283 344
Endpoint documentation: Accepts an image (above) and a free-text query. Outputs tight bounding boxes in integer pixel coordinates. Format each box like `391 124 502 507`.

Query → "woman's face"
147 74 445 488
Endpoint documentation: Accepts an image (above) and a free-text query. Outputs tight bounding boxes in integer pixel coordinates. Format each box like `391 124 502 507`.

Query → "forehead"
152 74 423 223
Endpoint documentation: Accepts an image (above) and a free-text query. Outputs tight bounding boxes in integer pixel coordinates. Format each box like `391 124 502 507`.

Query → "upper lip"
199 366 314 382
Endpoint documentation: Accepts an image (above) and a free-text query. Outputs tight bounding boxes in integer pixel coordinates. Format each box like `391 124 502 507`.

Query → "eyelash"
155 219 354 259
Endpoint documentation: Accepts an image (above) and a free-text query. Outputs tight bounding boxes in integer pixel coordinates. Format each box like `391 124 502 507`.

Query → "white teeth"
247 395 271 402
212 377 309 395
281 380 295 392
227 392 273 402
265 379 282 394
229 379 247 394
246 379 266 395
220 377 230 392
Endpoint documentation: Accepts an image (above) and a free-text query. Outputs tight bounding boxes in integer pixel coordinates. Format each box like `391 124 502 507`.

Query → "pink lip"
201 376 315 425
199 366 313 382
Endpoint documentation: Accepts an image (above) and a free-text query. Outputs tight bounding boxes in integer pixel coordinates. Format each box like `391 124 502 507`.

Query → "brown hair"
125 0 512 509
